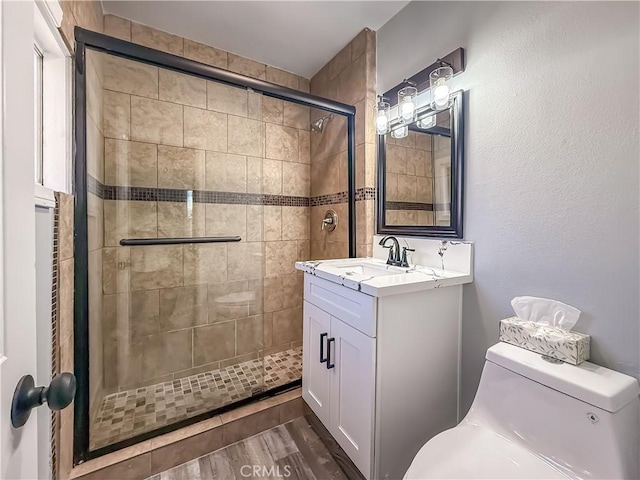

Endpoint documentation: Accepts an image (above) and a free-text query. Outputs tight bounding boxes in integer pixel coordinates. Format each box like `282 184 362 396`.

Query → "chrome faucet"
378 236 414 268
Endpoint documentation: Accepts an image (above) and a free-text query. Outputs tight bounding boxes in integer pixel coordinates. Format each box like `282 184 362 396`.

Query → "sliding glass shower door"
77 31 353 456
84 48 280 450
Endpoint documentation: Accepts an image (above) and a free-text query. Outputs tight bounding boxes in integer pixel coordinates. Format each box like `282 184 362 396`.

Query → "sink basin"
295 257 473 297
334 262 401 277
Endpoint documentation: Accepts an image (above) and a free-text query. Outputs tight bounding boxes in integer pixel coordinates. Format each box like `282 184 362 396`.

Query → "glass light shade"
390 125 408 139
416 114 436 129
429 66 453 110
375 100 390 135
398 86 418 124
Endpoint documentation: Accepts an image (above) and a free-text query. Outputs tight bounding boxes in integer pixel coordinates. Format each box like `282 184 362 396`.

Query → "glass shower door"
85 48 268 450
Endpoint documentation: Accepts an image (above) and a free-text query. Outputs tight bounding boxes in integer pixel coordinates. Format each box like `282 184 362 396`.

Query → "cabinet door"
329 317 376 478
302 301 332 425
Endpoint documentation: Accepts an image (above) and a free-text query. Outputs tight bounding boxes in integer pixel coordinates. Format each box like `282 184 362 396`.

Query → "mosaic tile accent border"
88 176 309 207
310 188 376 206
89 176 377 207
355 187 376 201
87 174 106 198
386 201 434 211
310 192 348 206
51 196 60 480
90 347 302 450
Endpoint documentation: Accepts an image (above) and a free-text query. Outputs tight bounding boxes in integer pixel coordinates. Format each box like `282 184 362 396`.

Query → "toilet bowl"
404 342 640 480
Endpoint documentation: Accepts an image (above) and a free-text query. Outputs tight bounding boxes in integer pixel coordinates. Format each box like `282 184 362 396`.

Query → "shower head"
310 114 334 132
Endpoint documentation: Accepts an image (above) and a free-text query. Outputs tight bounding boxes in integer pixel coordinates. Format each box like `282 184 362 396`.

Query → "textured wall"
377 1 640 413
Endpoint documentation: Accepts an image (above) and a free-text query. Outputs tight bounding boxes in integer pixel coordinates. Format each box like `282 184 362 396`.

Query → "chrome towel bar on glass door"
119 236 241 246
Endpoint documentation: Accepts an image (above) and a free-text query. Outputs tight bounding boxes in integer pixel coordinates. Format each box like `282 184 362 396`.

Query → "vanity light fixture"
416 113 436 129
398 81 418 124
390 125 408 139
430 61 454 110
375 96 391 135
375 47 465 137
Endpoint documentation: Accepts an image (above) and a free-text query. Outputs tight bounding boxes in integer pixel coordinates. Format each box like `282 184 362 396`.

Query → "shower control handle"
11 372 76 428
320 333 328 363
321 210 338 233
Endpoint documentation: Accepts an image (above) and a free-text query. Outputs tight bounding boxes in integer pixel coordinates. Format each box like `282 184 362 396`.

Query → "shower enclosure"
74 29 355 461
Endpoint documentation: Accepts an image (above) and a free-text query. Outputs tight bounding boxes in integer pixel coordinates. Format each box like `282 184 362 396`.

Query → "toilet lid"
405 425 570 480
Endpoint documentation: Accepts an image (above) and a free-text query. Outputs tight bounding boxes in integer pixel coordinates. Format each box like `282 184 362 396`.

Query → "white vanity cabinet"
303 300 376 475
301 271 465 480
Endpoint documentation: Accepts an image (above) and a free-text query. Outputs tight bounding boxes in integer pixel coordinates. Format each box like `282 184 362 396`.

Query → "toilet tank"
464 342 640 480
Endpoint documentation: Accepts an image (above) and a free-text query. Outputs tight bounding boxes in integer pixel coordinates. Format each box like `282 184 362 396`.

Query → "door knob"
11 372 76 428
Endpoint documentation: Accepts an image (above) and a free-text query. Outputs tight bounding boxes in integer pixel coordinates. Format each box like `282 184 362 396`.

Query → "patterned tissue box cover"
499 316 590 365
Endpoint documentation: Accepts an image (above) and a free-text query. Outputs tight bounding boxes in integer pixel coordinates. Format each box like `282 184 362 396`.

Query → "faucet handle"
401 247 415 267
382 244 395 264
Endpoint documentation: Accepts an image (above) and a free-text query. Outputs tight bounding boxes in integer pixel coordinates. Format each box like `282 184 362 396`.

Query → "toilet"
404 342 640 479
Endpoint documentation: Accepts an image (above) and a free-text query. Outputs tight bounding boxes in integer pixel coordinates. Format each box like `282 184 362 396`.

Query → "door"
302 301 331 425
80 48 271 452
0 1 40 478
329 317 376 478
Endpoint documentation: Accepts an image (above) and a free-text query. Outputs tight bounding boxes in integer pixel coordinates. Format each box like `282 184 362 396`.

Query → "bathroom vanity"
296 251 473 480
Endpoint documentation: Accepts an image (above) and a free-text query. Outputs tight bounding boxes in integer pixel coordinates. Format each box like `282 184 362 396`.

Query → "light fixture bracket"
377 95 389 108
436 59 454 69
380 47 465 108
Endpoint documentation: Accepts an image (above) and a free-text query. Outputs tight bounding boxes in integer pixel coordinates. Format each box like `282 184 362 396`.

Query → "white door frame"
0 1 41 478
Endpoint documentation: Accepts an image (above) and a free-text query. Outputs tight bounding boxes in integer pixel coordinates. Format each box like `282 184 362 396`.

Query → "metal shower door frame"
73 26 356 464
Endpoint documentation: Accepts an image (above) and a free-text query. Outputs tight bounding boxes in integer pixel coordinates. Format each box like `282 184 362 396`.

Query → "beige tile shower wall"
57 4 105 479
99 52 310 391
97 17 311 382
308 107 349 259
102 15 310 93
261 96 310 358
59 0 104 51
57 193 76 480
385 131 434 226
86 49 105 424
310 28 376 259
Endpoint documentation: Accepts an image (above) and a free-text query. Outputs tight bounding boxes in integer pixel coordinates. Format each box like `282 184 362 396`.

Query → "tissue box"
499 316 590 365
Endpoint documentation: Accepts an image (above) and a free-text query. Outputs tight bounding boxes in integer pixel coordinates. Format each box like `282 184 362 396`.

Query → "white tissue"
511 296 581 331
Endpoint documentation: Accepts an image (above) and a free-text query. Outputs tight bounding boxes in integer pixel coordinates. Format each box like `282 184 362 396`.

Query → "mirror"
377 90 464 238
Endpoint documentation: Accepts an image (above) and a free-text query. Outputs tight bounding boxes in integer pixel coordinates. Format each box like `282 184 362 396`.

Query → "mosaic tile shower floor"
90 347 302 450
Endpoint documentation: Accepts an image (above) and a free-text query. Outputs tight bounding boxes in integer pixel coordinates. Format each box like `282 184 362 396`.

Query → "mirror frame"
376 90 465 238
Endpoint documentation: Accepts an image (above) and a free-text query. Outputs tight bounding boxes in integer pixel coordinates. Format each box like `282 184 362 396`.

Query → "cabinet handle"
326 337 335 369
320 333 328 363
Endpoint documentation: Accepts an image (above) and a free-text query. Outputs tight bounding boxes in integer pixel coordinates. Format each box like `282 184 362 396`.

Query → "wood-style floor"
148 417 349 480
